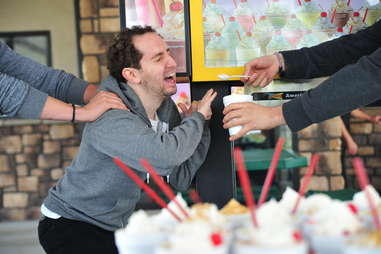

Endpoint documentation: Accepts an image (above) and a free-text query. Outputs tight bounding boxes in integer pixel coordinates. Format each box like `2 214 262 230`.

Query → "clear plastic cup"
115 230 167 254
155 245 228 254
234 243 307 254
222 94 260 136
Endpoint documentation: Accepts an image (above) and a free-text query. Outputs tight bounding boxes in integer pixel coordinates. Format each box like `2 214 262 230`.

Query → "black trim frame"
0 31 52 67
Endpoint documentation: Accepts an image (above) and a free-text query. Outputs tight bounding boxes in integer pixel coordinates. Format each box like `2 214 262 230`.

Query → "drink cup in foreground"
223 94 260 136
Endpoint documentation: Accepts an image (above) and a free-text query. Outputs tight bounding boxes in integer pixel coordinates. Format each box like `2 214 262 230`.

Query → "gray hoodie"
43 76 210 231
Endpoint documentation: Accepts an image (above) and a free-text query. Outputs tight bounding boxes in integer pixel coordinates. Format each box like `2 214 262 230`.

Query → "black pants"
38 216 118 254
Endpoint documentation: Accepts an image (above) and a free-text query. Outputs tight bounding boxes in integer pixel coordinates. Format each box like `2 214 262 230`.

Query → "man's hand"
371 115 381 124
197 89 217 120
77 91 128 121
223 102 285 141
241 54 280 88
178 101 199 118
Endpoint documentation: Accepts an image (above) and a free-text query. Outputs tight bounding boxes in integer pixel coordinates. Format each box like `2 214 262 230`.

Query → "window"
0 31 51 66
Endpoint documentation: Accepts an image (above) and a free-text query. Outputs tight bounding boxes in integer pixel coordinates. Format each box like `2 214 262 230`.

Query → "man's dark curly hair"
107 26 157 83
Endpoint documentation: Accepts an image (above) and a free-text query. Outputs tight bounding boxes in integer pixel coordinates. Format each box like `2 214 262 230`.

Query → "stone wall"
343 108 381 190
0 121 81 220
297 117 345 191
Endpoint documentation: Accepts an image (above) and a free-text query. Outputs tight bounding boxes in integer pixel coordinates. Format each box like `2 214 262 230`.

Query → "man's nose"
166 52 177 68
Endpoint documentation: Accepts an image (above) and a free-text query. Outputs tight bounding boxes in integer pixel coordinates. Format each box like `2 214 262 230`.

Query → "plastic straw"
352 157 381 230
140 159 189 218
113 157 182 222
291 154 320 215
331 8 336 24
188 188 202 203
362 8 368 23
258 137 285 206
151 0 164 27
234 147 258 227
232 0 237 8
297 0 302 6
236 30 242 41
347 0 351 6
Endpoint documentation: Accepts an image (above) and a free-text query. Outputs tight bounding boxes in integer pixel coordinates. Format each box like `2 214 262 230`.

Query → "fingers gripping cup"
223 94 261 137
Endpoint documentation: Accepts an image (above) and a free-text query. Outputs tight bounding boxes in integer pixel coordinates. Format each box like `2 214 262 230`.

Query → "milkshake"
235 32 261 66
266 30 292 55
233 0 255 32
282 14 305 48
296 30 321 49
303 200 361 254
330 0 353 28
296 0 321 29
265 0 289 30
365 0 381 26
252 16 273 55
203 0 225 33
220 198 250 229
234 200 307 254
344 12 367 34
115 210 167 254
205 32 229 67
221 16 245 67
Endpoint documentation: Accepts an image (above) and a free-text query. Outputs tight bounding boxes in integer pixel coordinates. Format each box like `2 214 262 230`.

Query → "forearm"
0 72 47 119
283 48 381 132
39 97 90 121
169 124 211 191
0 42 88 105
350 109 372 121
280 21 381 79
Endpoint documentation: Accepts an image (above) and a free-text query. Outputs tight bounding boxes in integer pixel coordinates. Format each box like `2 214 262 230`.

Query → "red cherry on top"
210 233 223 246
347 203 358 214
293 231 303 242
170 1 183 12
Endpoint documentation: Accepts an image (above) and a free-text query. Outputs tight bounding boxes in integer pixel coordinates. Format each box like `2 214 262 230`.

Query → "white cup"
223 94 261 137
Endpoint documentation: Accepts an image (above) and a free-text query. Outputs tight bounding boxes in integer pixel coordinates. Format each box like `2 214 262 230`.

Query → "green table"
235 148 308 201
242 148 308 171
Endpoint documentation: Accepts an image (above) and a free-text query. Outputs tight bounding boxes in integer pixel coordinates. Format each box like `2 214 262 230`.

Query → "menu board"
202 0 376 68
190 0 380 83
123 0 187 74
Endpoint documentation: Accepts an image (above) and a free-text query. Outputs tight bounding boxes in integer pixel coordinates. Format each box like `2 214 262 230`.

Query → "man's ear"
122 67 141 84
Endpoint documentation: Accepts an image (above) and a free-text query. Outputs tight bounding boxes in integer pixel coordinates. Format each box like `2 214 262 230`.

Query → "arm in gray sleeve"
0 42 88 105
0 72 47 119
89 110 207 176
169 122 211 191
283 47 381 132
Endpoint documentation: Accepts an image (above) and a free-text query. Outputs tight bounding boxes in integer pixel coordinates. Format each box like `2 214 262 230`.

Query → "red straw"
331 8 336 24
362 8 368 23
291 154 320 215
189 188 202 203
352 157 381 230
232 0 237 8
349 25 353 33
234 147 259 227
140 159 190 219
258 137 285 206
151 0 164 27
252 15 257 24
221 14 226 25
297 0 302 6
236 30 242 41
347 0 351 6
113 157 182 222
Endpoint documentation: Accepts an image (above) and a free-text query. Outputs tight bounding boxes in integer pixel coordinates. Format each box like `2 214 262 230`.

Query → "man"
38 26 216 254
223 20 381 141
0 41 126 120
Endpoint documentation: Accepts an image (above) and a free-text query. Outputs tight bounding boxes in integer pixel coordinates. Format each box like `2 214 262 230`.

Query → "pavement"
0 220 45 254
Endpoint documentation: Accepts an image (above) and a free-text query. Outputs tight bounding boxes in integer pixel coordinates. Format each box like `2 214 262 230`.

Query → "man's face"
133 32 177 98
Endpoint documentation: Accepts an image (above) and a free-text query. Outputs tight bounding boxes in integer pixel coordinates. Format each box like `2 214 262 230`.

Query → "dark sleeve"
280 20 381 79
283 47 381 132
0 42 88 105
0 72 48 119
